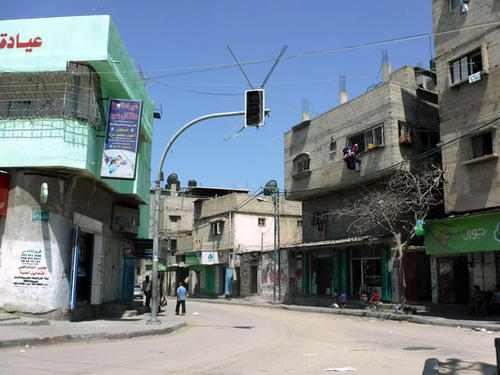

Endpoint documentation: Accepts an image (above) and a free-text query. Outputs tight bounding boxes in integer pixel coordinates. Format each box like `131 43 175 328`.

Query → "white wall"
0 206 72 313
234 213 274 252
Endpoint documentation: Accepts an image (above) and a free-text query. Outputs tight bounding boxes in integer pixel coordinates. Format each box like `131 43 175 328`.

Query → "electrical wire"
0 19 498 81
285 116 500 196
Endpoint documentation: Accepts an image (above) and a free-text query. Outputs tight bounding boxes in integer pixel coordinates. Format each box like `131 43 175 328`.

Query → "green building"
0 16 155 318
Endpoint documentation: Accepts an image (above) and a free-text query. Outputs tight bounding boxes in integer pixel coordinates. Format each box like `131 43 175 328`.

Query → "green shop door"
205 266 216 295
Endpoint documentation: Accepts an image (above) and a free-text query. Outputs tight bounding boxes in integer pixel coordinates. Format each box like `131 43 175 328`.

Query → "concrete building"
284 65 440 303
425 0 500 304
140 177 251 297
188 191 302 301
0 16 155 319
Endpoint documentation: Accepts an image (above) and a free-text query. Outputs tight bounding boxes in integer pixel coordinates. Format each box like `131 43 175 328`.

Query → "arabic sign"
0 172 8 216
0 33 42 53
32 210 49 222
13 249 49 287
425 212 500 255
100 99 142 180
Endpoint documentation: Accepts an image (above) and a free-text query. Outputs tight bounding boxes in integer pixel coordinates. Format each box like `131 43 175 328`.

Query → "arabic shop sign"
32 210 49 223
100 99 142 180
0 33 42 53
425 212 500 255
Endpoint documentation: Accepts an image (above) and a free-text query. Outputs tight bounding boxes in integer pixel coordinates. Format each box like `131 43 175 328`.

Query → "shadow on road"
423 357 496 374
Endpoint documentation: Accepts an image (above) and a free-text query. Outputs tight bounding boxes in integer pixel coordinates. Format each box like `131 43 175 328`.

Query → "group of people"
361 290 380 309
141 275 189 315
331 289 380 310
331 289 347 308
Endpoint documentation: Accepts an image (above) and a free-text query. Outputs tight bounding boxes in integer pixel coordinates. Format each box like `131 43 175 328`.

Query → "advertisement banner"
101 99 142 180
0 172 8 216
425 212 500 255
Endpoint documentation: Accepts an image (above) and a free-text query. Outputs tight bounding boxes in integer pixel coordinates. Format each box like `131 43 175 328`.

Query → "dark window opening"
471 132 493 159
169 215 181 222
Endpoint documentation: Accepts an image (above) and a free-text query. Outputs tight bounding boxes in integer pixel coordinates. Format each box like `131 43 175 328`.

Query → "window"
398 121 412 145
211 221 224 236
449 0 461 11
312 210 328 231
293 153 311 175
330 140 337 153
449 0 469 13
258 217 266 227
169 239 177 254
347 125 384 152
450 50 482 84
297 219 302 227
169 215 181 222
471 132 493 159
8 100 32 117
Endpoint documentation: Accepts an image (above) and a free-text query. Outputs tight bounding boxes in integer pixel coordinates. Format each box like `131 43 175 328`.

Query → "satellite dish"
263 180 278 196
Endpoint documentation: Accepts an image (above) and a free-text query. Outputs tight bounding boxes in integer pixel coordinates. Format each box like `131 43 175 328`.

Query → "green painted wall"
0 16 155 234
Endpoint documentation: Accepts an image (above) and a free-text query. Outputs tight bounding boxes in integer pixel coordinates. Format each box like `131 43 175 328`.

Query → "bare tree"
333 163 444 305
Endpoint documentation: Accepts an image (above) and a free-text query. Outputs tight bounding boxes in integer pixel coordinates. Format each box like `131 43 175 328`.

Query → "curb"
191 298 500 332
0 321 186 349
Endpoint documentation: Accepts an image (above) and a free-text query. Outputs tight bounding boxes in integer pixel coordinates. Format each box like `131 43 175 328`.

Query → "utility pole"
148 110 247 324
264 180 279 304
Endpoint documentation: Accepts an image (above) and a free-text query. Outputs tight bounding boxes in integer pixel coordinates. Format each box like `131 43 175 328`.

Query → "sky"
2 1 434 193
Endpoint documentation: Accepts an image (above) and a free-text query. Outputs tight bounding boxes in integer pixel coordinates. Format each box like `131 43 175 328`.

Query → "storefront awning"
280 235 389 251
424 212 500 255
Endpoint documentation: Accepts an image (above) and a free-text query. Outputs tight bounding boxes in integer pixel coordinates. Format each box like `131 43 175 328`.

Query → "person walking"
142 275 152 310
175 281 188 315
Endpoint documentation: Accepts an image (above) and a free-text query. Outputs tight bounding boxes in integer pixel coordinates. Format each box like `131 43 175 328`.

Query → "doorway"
352 258 381 298
250 265 258 294
438 256 469 303
76 231 93 301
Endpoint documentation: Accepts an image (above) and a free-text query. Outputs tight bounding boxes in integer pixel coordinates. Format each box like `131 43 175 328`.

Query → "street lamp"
263 180 280 304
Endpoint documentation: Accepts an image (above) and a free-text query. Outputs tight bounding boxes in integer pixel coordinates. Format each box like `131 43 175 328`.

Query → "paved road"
0 300 497 374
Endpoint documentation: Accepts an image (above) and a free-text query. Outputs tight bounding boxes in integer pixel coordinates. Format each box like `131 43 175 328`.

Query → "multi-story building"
189 191 302 301
426 0 500 304
142 175 251 296
0 16 156 319
284 65 440 303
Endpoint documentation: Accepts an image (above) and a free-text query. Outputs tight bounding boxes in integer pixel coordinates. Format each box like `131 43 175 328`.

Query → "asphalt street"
0 300 498 374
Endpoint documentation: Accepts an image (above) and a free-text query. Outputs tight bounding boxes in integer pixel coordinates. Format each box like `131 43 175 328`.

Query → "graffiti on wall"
260 257 288 286
13 249 49 287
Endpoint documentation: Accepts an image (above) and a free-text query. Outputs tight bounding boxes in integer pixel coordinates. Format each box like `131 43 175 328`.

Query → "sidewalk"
0 310 186 349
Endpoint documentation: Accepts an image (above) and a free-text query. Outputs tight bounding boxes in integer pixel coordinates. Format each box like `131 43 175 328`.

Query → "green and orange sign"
425 212 500 254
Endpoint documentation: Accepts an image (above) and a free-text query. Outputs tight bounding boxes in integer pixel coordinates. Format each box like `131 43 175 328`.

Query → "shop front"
425 211 500 304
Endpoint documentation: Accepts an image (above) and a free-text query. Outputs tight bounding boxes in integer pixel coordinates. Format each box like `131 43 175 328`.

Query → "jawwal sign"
101 99 142 180
425 212 500 255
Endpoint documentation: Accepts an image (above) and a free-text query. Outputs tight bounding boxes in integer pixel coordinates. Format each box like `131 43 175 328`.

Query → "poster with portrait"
100 99 142 180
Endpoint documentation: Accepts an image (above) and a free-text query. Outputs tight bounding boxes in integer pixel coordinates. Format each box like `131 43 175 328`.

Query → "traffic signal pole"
148 111 244 324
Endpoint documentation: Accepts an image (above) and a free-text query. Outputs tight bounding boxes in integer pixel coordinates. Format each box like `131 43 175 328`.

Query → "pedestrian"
333 289 339 304
142 275 152 310
339 290 347 308
175 281 188 315
470 285 486 316
361 290 369 309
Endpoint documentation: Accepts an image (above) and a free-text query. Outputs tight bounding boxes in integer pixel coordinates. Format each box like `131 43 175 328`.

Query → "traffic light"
245 89 265 127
